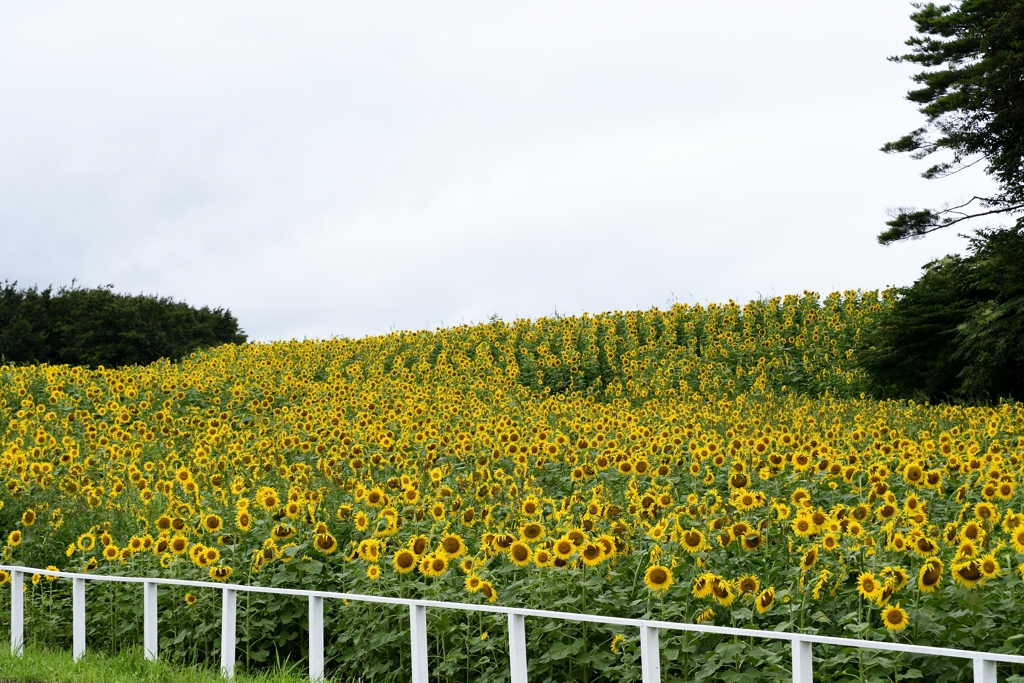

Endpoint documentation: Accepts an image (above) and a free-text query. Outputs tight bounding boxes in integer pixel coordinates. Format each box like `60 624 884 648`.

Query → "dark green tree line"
861 227 1024 401
0 282 247 368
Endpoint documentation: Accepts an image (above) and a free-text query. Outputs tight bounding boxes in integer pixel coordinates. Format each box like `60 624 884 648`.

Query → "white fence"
1 564 1021 683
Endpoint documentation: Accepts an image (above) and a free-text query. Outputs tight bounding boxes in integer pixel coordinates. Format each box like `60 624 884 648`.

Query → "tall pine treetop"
880 0 1024 244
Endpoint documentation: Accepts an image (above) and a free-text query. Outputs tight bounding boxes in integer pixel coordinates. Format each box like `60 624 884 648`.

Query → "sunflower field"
2 290 1024 682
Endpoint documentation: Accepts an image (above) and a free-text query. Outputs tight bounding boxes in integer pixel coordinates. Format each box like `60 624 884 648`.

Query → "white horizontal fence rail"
2 565 1022 682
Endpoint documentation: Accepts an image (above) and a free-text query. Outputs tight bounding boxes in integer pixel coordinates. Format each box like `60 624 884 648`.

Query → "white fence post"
221 588 236 679
72 577 86 662
792 638 812 683
640 624 661 683
508 612 527 683
309 595 324 683
143 580 158 661
410 603 428 683
10 569 23 656
975 658 997 683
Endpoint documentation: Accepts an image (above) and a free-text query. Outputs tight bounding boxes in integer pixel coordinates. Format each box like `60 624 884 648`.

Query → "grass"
0 645 318 683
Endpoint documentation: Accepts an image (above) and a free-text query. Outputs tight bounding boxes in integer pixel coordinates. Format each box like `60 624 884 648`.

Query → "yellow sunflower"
952 560 983 589
553 538 575 560
737 575 761 595
741 532 763 551
680 528 706 553
203 514 223 534
479 581 498 603
857 572 881 601
911 536 939 558
692 573 716 599
881 603 909 632
576 541 602 566
792 514 815 538
980 554 1000 579
520 522 545 542
419 553 448 578
441 534 466 558
509 542 533 568
800 547 819 572
77 533 96 552
644 565 674 594
314 533 338 555
711 578 736 606
917 558 943 592
209 566 233 582
235 510 252 532
1011 528 1024 554
393 549 417 573
357 539 382 562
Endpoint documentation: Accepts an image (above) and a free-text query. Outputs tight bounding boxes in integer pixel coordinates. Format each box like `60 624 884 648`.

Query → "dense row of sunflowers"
2 289 1023 681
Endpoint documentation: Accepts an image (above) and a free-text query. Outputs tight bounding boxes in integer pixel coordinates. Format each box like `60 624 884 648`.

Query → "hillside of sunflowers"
3 289 1024 682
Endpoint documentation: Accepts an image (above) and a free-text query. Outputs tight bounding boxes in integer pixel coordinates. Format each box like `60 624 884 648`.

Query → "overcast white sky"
0 2 1001 341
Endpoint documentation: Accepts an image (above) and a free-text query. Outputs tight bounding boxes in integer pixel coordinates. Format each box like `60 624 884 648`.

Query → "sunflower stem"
582 561 590 683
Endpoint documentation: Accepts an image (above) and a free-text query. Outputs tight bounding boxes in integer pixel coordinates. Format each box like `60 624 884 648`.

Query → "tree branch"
879 201 1024 245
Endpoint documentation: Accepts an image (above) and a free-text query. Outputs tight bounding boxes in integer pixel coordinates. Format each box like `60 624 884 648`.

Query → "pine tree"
879 0 1024 244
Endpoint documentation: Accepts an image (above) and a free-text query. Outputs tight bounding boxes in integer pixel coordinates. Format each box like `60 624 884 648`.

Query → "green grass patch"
0 644 315 683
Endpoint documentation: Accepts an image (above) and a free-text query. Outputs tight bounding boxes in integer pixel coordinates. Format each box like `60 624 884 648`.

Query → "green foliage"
879 0 1024 244
860 224 1024 401
0 282 246 368
953 225 1024 396
858 255 982 399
